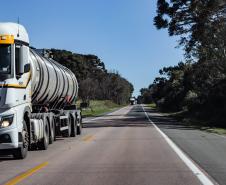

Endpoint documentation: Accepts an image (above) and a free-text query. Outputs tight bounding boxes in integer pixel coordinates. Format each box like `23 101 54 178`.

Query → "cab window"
0 44 11 74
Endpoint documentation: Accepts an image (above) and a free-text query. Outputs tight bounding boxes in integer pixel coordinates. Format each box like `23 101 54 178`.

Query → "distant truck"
0 23 82 159
130 97 136 105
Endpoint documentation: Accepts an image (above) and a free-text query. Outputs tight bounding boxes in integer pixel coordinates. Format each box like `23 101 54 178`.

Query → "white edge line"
83 106 129 123
141 105 215 185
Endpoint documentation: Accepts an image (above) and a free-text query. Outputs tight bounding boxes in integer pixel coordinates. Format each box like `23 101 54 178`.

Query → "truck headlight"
0 115 14 128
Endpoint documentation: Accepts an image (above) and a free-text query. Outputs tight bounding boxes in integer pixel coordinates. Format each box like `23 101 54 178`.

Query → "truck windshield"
0 44 11 74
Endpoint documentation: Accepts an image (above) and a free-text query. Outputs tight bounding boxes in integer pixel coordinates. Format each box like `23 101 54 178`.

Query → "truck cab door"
14 45 31 103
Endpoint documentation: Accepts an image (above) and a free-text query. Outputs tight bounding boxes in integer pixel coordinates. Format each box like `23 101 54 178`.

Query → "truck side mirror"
18 46 29 74
24 63 30 73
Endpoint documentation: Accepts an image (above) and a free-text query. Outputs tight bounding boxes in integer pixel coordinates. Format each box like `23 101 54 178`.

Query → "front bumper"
0 127 19 149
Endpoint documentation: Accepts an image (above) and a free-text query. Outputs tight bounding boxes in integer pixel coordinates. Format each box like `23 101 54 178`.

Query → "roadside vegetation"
50 49 133 105
139 1 226 131
79 100 123 117
147 102 226 136
147 103 156 109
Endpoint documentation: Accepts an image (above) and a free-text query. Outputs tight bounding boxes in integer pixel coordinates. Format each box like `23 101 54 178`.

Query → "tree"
50 49 134 105
79 78 98 103
154 0 226 58
140 0 226 125
139 88 153 104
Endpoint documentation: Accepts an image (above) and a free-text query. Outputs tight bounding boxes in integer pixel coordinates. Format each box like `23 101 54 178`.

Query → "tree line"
139 0 226 126
50 49 133 105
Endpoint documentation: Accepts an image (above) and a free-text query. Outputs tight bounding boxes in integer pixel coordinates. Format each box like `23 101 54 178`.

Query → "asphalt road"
145 107 226 185
0 105 223 185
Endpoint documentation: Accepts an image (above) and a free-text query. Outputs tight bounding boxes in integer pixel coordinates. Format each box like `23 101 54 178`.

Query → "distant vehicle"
130 97 136 105
0 23 82 159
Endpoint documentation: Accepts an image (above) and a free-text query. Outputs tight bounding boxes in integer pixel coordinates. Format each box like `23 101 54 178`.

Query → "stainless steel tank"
29 49 78 108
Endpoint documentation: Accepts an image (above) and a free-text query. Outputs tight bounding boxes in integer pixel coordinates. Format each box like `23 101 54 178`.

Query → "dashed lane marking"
4 162 48 185
82 135 94 142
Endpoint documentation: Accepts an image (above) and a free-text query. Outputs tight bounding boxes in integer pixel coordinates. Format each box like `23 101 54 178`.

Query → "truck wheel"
62 117 71 137
13 121 29 159
38 118 49 150
77 118 82 135
70 117 76 137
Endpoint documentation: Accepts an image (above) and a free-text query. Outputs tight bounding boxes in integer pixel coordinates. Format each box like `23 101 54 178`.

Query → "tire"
62 117 71 137
38 118 49 150
77 118 82 135
13 121 29 159
70 116 76 137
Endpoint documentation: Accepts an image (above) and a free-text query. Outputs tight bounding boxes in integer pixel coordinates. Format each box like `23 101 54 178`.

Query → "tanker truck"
0 23 82 159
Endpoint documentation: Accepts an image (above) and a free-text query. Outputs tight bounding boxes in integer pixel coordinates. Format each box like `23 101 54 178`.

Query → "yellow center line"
82 135 94 142
4 162 48 185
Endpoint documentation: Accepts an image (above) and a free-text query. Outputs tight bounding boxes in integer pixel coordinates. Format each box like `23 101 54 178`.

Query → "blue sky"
1 0 183 96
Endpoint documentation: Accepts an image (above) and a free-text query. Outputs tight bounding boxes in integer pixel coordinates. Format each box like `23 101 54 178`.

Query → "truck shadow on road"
83 105 152 128
84 105 200 131
83 116 153 128
0 156 15 161
83 106 154 128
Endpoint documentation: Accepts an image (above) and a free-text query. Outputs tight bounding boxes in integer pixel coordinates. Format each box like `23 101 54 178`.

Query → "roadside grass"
168 112 226 136
201 127 226 136
147 103 157 109
146 104 226 136
80 100 124 117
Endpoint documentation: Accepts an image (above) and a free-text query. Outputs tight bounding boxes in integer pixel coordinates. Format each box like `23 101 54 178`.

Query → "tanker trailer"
0 22 82 159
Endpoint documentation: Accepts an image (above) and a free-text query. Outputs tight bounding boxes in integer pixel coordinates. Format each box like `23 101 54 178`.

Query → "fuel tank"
29 49 78 108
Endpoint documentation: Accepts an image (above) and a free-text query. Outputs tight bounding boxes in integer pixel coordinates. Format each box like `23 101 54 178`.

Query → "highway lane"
143 106 226 185
0 105 213 185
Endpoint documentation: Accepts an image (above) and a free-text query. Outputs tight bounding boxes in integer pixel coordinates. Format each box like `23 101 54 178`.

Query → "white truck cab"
0 23 82 159
0 23 31 154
